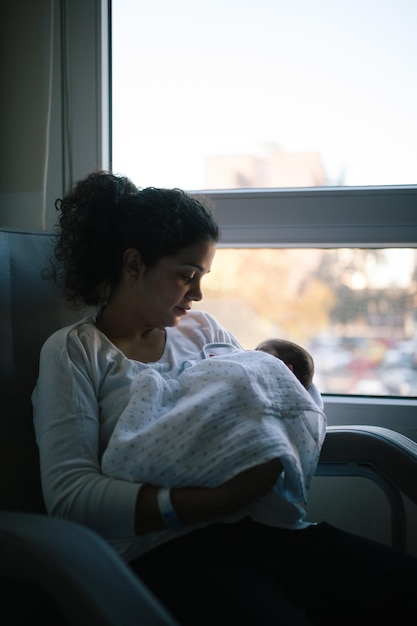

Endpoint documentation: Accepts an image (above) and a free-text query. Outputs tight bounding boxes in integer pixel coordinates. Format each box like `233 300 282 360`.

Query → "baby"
256 338 323 409
256 338 314 388
202 338 322 408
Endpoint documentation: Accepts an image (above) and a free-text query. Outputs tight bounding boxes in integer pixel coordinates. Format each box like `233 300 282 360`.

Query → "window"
112 0 417 190
111 1 417 415
202 246 417 397
199 188 417 399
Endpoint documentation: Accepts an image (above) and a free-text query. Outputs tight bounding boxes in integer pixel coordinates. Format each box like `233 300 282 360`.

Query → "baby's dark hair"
256 338 314 389
49 171 219 308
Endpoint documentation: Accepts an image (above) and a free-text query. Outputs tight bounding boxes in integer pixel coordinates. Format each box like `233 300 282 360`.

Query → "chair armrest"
0 512 178 626
317 425 417 551
319 425 417 506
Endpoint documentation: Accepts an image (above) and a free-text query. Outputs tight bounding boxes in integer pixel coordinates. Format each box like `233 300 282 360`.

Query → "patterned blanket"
101 349 326 527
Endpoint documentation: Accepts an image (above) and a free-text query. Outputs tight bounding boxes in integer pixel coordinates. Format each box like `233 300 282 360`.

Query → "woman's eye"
182 274 194 283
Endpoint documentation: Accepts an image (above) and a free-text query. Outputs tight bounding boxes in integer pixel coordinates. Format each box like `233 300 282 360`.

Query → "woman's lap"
130 518 417 625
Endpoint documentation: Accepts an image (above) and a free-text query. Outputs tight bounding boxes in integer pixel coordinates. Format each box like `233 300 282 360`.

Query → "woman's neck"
95 304 166 362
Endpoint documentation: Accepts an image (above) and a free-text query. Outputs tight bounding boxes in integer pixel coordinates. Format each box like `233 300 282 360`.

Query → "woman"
32 171 417 625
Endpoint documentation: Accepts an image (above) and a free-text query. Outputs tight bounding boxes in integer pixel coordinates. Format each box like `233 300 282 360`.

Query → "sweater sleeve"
32 327 140 540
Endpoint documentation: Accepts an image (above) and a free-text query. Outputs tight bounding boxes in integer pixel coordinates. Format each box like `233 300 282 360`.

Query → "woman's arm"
33 327 141 538
135 458 283 533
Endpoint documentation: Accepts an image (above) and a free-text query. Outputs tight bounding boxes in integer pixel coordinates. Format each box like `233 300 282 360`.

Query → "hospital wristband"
157 487 183 529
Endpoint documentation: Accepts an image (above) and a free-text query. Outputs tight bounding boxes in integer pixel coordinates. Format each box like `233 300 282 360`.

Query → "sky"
111 0 417 190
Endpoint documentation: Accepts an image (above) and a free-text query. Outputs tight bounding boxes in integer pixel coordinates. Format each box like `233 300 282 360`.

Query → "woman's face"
136 239 217 329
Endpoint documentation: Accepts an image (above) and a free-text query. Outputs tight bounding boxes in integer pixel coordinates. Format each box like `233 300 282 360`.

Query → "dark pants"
130 518 417 625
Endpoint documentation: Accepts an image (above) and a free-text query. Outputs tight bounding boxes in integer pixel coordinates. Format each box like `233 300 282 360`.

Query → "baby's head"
255 338 314 389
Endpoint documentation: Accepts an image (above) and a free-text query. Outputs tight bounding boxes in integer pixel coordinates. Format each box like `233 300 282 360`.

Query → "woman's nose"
189 280 203 301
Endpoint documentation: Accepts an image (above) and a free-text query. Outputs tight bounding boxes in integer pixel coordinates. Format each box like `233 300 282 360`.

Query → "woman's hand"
135 458 283 534
217 458 283 511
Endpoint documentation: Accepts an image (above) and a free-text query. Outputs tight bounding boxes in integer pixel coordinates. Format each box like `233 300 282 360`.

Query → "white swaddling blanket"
101 349 327 528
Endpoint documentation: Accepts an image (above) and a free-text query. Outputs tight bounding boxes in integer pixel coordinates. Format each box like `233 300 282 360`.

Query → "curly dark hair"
48 171 219 308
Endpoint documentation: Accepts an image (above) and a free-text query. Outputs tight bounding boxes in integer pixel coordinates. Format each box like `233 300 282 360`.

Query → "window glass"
112 0 417 190
201 248 417 397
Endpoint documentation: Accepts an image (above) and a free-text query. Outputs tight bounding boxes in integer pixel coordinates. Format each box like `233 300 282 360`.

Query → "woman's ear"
123 248 141 279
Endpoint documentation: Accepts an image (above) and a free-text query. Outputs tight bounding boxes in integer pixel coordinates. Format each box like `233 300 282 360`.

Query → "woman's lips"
175 306 190 315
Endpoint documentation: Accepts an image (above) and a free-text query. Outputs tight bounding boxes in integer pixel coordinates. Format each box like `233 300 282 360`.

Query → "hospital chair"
1 227 416 624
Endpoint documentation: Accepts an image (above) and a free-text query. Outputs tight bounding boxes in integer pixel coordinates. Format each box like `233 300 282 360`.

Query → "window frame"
197 186 417 247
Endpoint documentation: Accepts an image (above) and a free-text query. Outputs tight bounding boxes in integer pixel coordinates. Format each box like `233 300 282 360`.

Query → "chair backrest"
0 228 86 512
